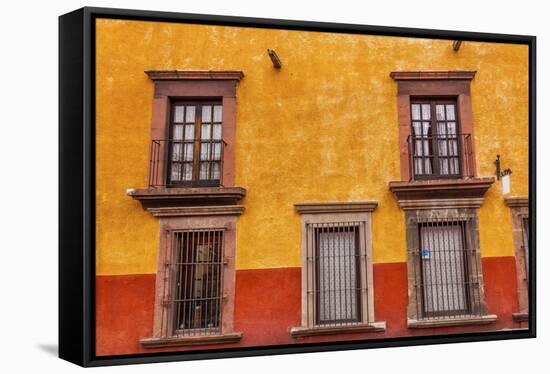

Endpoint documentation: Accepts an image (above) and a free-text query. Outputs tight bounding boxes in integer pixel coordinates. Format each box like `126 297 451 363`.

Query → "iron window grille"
409 216 485 320
521 215 530 282
408 100 474 180
161 229 225 337
304 222 372 328
149 101 225 188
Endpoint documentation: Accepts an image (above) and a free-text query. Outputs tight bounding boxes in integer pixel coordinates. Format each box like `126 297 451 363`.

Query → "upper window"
143 70 244 189
390 70 477 182
167 102 224 187
410 99 466 180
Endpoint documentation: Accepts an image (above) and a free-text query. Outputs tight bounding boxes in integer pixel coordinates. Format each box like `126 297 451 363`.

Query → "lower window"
169 230 224 336
311 223 362 326
419 221 471 317
406 213 491 323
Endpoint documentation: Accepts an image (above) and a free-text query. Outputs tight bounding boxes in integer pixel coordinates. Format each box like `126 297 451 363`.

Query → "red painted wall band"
96 258 522 356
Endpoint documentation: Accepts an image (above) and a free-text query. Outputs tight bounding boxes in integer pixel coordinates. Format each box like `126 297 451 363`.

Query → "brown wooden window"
167 101 224 187
410 99 466 180
164 229 224 337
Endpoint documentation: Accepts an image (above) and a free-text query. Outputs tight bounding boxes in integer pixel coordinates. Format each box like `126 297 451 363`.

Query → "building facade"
95 19 530 355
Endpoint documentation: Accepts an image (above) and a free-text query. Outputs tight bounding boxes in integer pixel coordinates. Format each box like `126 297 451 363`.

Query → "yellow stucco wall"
95 19 528 276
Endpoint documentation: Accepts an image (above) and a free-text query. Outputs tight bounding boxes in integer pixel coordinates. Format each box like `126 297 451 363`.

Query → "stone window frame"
145 70 244 188
140 207 244 348
390 70 478 181
504 196 530 322
402 199 497 328
290 202 386 338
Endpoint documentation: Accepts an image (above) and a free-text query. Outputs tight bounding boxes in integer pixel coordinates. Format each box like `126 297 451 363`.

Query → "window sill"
128 186 246 213
407 315 497 329
290 322 386 338
512 312 529 322
140 332 242 348
388 177 494 203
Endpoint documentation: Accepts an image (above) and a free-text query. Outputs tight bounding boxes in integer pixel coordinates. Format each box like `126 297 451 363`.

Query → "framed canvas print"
59 6 536 367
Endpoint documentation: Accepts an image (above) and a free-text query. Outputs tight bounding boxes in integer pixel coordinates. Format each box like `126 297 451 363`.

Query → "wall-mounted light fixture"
495 154 513 180
267 49 282 69
452 40 462 52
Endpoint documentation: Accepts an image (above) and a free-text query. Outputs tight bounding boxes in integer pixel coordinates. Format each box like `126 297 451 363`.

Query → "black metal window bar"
410 216 483 320
305 222 370 327
162 229 225 337
521 215 530 282
408 101 474 180
148 102 226 188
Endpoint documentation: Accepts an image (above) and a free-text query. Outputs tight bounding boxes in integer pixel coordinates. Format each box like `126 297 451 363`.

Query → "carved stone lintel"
145 70 244 81
390 70 476 81
148 205 245 217
504 196 529 208
294 201 378 214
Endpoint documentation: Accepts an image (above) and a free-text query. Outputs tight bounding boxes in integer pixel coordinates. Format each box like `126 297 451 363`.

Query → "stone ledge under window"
140 332 243 348
290 322 386 338
128 186 246 209
407 315 497 329
512 312 529 322
504 196 529 208
389 177 494 202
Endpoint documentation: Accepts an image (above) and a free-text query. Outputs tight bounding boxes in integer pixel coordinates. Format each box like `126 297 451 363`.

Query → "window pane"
411 104 421 120
212 124 222 140
213 105 223 122
446 105 456 120
173 125 183 140
170 163 181 182
184 143 194 161
436 105 445 121
421 224 467 315
200 143 211 160
437 122 447 136
172 143 182 161
174 106 184 123
202 105 212 122
182 163 193 181
421 104 431 120
447 122 457 136
185 106 196 123
212 143 222 160
211 162 220 180
184 125 195 140
201 124 211 140
317 229 359 323
200 162 210 179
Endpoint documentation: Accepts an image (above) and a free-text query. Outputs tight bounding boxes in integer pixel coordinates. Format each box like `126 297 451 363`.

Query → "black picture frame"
59 6 536 367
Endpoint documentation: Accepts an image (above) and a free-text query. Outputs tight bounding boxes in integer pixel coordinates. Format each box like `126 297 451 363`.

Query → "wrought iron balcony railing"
148 138 226 188
407 133 474 181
